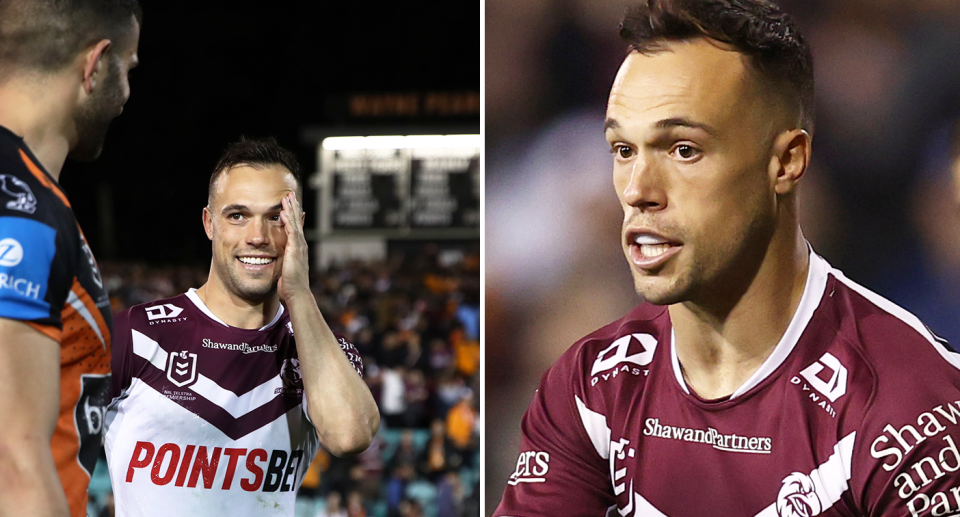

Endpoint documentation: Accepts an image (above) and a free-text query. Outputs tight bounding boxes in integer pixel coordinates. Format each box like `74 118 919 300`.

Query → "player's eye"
610 144 634 160
269 214 281 222
228 213 244 221
670 143 702 162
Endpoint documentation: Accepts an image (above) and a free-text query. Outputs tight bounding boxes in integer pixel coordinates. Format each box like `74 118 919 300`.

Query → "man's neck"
0 76 74 181
668 228 809 400
195 277 281 330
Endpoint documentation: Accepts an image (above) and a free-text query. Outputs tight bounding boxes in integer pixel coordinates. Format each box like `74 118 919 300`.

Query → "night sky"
61 1 481 266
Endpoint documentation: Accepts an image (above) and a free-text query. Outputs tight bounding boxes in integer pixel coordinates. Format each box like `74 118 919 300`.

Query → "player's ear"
81 40 112 95
202 206 214 240
769 128 811 196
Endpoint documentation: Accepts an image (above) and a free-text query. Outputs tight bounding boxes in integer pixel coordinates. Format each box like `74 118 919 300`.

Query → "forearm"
0 319 69 517
286 291 380 456
0 440 69 517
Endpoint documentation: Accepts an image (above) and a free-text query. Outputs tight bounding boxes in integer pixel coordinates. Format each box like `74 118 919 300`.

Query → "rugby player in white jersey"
495 1 960 516
104 138 379 515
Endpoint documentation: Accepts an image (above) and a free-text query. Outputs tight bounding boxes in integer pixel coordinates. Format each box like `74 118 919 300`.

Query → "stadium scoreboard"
316 135 480 237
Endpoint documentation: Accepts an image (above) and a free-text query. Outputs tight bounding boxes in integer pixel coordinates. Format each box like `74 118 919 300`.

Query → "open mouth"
237 256 275 266
626 232 682 269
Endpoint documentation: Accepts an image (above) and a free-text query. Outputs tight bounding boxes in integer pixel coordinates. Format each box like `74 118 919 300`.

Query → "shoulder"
538 303 669 415
819 273 960 514
820 267 959 385
122 294 193 334
550 302 669 381
0 130 71 220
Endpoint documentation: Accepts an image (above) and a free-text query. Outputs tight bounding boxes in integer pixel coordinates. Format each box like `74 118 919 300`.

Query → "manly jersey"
104 290 363 516
0 125 112 517
496 251 960 517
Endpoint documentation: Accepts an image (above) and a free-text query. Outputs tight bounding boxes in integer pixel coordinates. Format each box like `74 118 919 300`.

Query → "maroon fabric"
495 273 960 517
111 293 363 440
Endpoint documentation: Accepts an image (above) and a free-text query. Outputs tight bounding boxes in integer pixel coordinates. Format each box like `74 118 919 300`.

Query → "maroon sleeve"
494 345 616 517
336 334 363 377
109 309 133 400
852 338 960 516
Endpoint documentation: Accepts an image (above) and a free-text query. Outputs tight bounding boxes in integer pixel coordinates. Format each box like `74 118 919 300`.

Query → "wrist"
283 289 316 310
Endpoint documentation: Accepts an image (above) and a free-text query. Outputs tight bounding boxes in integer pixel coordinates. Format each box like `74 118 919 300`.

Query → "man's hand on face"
277 192 311 303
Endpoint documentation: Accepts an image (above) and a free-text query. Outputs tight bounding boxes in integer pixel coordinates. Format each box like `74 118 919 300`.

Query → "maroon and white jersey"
496 251 960 517
104 290 362 516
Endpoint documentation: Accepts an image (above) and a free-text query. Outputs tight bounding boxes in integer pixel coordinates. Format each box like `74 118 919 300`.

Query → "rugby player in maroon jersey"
495 1 960 516
104 138 379 515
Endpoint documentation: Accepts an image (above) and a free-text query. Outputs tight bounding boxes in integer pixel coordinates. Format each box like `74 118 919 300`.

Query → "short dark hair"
208 137 302 205
619 0 814 133
0 0 142 73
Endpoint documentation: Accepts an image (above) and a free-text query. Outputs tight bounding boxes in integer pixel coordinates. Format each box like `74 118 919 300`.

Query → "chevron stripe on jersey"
105 291 363 516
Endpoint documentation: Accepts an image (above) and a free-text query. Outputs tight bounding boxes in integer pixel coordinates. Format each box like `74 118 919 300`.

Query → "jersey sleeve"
336 334 363 377
493 345 616 517
109 309 134 400
852 338 960 516
0 215 61 336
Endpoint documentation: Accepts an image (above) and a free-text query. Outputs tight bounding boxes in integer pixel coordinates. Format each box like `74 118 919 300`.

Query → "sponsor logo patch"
201 338 277 354
869 399 960 516
0 175 37 214
125 441 304 492
790 353 849 418
76 374 110 476
0 238 23 267
0 217 54 319
146 303 184 320
508 450 550 486
590 333 657 386
799 353 848 403
643 418 773 454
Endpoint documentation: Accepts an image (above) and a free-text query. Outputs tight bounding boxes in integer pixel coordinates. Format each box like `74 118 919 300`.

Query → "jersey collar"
670 246 830 400
185 288 285 331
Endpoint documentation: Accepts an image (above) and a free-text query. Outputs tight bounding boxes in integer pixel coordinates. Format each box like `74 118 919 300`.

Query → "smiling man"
494 1 960 516
104 138 379 515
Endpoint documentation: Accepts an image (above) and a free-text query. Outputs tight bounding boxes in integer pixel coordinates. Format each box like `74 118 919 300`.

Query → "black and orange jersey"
0 125 112 517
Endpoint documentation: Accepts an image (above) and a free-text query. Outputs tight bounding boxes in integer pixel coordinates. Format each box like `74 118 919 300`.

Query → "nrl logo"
166 351 197 388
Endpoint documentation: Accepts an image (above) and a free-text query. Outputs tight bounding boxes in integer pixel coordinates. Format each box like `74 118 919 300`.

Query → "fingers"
280 192 302 237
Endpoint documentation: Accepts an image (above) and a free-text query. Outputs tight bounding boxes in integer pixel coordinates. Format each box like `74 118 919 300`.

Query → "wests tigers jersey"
105 290 363 516
0 125 112 517
495 251 960 517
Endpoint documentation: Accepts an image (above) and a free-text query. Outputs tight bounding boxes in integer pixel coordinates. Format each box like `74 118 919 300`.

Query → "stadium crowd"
88 245 481 517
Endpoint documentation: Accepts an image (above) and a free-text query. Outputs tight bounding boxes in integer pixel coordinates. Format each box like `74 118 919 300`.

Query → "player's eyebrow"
221 203 284 214
654 117 717 136
604 117 717 136
220 203 249 214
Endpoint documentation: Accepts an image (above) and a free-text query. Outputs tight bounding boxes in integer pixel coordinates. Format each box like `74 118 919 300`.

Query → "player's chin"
235 279 278 301
632 275 686 306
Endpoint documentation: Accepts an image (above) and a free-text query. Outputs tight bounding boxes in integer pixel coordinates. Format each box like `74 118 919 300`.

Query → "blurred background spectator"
486 0 960 512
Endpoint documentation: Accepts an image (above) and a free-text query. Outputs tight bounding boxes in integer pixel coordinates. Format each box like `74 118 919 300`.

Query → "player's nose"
621 155 667 211
245 218 270 247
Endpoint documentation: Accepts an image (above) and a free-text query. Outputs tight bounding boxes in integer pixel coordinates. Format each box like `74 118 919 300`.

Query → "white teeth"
639 244 670 258
635 234 667 245
238 257 273 265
